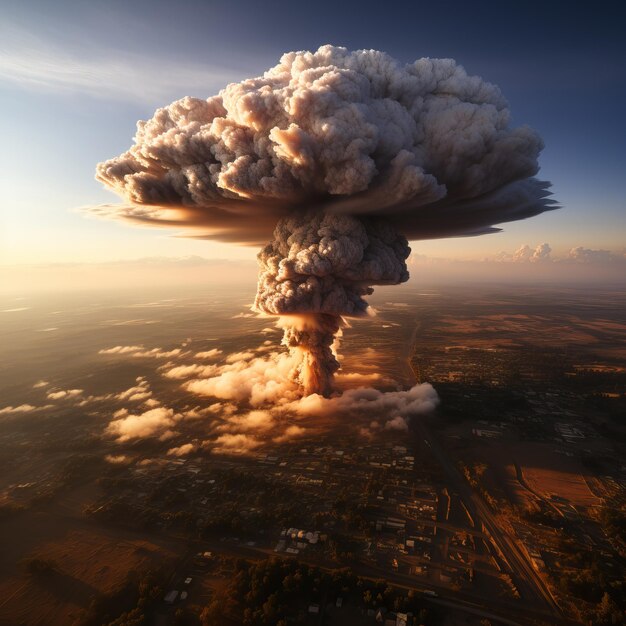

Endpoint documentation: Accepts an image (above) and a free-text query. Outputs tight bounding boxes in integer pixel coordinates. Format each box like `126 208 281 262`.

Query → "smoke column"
94 45 557 396
255 212 410 394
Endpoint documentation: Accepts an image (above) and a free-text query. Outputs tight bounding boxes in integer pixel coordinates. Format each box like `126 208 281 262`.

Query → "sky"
1 0 625 269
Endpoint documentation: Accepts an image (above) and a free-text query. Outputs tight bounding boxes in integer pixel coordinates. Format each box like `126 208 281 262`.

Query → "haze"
1 2 625 626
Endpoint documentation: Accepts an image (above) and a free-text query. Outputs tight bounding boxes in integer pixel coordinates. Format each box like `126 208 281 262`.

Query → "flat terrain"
0 484 182 626
0 283 624 625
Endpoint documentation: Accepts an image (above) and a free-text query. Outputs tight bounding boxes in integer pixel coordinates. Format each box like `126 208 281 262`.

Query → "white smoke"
94 45 556 396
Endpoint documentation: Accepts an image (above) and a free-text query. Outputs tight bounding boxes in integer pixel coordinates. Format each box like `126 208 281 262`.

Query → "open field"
469 441 603 510
521 465 601 509
0 283 624 625
0 485 182 626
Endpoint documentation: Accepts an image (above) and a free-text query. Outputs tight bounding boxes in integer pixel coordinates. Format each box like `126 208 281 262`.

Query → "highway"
411 417 568 624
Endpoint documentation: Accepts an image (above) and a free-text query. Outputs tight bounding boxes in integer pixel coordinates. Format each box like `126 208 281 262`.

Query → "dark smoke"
254 212 410 394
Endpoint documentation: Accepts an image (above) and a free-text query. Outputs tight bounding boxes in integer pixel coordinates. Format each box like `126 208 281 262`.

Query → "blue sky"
1 0 624 264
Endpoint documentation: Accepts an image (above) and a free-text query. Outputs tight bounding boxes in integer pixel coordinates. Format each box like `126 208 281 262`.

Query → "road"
411 418 567 624
159 535 558 626
151 427 568 625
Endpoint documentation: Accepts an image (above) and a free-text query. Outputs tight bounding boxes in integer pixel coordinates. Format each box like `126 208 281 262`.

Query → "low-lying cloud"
105 406 179 443
99 345 185 359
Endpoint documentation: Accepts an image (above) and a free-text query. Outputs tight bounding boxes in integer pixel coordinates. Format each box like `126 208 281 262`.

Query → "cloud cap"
94 45 556 244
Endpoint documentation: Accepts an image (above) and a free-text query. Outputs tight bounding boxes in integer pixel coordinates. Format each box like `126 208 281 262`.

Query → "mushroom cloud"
95 45 557 396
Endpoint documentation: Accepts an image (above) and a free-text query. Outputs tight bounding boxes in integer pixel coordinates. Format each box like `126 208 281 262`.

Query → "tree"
595 592 623 625
200 600 221 626
25 557 57 576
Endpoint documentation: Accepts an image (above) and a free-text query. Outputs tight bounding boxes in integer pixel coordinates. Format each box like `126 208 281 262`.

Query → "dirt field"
477 445 537 509
433 312 626 355
0 484 183 626
476 442 602 510
522 465 601 508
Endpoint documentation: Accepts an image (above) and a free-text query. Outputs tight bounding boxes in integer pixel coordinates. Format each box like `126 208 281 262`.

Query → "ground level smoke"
279 314 341 396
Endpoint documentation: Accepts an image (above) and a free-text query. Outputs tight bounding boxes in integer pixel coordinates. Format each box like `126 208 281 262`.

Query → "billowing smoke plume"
255 212 410 394
94 45 556 396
